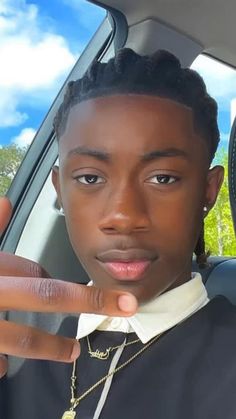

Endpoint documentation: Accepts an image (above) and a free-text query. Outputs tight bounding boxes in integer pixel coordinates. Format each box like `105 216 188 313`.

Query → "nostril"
135 225 149 231
102 227 117 234
101 224 148 235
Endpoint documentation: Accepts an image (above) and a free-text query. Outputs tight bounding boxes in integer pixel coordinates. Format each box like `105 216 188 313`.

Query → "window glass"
192 55 236 256
0 0 105 196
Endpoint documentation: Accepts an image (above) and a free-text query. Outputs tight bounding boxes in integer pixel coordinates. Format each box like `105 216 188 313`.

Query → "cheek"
59 184 98 251
163 209 201 250
149 182 205 249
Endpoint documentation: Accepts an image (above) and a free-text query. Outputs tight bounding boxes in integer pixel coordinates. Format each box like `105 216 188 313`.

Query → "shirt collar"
76 273 208 344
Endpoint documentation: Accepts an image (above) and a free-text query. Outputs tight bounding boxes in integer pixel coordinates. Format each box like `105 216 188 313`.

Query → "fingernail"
71 342 80 360
118 294 137 313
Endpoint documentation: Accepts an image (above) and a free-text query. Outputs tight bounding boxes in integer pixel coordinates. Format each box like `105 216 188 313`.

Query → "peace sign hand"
0 197 137 378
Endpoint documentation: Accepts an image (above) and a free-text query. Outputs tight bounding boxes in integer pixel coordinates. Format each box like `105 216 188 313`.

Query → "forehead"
59 95 208 162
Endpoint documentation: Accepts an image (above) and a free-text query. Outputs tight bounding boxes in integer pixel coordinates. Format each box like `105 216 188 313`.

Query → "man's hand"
0 276 137 371
0 197 137 377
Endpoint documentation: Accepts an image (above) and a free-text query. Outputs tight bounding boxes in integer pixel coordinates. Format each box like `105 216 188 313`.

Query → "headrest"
228 116 236 234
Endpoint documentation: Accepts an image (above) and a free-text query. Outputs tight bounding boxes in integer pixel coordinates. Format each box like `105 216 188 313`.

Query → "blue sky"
0 0 105 147
0 0 235 151
192 55 236 151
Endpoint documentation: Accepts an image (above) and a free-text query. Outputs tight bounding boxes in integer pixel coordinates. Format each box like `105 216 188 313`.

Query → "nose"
98 185 150 235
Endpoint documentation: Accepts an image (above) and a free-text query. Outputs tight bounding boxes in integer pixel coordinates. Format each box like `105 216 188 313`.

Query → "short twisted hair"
54 48 219 163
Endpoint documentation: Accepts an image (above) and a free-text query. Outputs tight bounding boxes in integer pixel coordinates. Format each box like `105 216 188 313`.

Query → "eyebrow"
66 146 189 162
67 146 110 161
141 148 189 161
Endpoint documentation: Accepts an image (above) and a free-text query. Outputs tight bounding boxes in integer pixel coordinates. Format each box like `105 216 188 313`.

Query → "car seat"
201 118 236 304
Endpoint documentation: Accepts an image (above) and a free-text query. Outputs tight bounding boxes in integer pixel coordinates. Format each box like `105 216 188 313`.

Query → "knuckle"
17 331 36 352
90 287 104 312
29 261 49 278
29 261 42 278
36 278 61 307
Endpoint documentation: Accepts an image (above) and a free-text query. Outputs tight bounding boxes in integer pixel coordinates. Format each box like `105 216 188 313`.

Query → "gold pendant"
88 348 111 360
61 410 76 419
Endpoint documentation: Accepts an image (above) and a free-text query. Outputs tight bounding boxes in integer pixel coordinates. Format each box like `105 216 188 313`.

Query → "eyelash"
75 174 105 185
146 174 179 185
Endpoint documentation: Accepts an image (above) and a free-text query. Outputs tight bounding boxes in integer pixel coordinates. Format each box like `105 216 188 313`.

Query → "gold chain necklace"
86 334 140 360
61 333 161 419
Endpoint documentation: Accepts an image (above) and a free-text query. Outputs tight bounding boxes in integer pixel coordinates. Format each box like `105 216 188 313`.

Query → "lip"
96 248 157 281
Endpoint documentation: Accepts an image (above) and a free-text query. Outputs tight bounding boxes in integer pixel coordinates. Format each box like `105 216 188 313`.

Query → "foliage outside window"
0 145 27 196
205 149 236 256
192 55 236 257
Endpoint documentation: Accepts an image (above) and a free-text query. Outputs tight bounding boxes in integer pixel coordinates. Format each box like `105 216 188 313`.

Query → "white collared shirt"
77 272 208 344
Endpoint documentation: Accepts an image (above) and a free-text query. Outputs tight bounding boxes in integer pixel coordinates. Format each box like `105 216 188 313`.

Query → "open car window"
0 0 105 197
191 55 236 257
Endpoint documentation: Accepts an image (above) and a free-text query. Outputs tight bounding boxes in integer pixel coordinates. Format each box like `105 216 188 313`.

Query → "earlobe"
51 165 63 209
205 165 224 210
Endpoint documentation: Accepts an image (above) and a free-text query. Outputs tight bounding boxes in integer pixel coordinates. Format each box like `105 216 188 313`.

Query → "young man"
1 48 235 418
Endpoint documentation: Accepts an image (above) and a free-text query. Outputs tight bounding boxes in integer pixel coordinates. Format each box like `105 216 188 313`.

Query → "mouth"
96 249 157 281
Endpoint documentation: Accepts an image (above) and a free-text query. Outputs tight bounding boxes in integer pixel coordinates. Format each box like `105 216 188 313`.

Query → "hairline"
56 91 212 162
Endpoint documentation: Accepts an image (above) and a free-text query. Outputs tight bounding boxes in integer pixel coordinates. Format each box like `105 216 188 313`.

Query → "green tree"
0 145 27 196
205 149 236 256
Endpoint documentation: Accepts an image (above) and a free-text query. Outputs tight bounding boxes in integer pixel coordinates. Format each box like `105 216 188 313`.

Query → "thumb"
0 197 12 234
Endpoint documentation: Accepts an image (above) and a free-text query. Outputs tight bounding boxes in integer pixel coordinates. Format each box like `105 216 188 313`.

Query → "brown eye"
147 175 178 184
76 174 105 185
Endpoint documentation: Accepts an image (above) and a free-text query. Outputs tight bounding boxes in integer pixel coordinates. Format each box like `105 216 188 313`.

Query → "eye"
76 174 105 185
147 175 179 185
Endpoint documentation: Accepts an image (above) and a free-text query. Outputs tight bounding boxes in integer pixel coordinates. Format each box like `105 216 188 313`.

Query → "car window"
192 55 236 256
0 0 105 197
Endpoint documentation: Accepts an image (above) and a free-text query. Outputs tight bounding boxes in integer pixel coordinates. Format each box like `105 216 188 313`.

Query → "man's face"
53 95 223 303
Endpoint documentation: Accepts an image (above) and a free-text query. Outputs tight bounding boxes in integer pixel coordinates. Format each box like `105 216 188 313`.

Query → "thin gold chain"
69 333 161 411
86 334 140 359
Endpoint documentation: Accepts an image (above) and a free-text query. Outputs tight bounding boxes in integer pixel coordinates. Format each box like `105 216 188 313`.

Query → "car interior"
1 0 236 303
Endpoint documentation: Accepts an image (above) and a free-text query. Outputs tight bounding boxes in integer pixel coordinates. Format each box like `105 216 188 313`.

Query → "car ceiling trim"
125 18 202 67
89 0 128 51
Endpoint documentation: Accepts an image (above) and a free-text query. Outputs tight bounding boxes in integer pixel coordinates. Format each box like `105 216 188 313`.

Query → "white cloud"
0 0 77 128
0 35 75 90
0 89 27 127
192 55 236 104
12 127 36 147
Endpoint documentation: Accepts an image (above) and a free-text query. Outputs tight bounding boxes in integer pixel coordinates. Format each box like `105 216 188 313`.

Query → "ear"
205 165 224 211
51 165 63 209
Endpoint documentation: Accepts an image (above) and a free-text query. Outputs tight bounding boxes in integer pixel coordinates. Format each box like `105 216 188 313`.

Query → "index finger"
0 276 138 316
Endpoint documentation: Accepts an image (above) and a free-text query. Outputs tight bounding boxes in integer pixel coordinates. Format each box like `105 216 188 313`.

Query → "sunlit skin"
52 95 224 303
